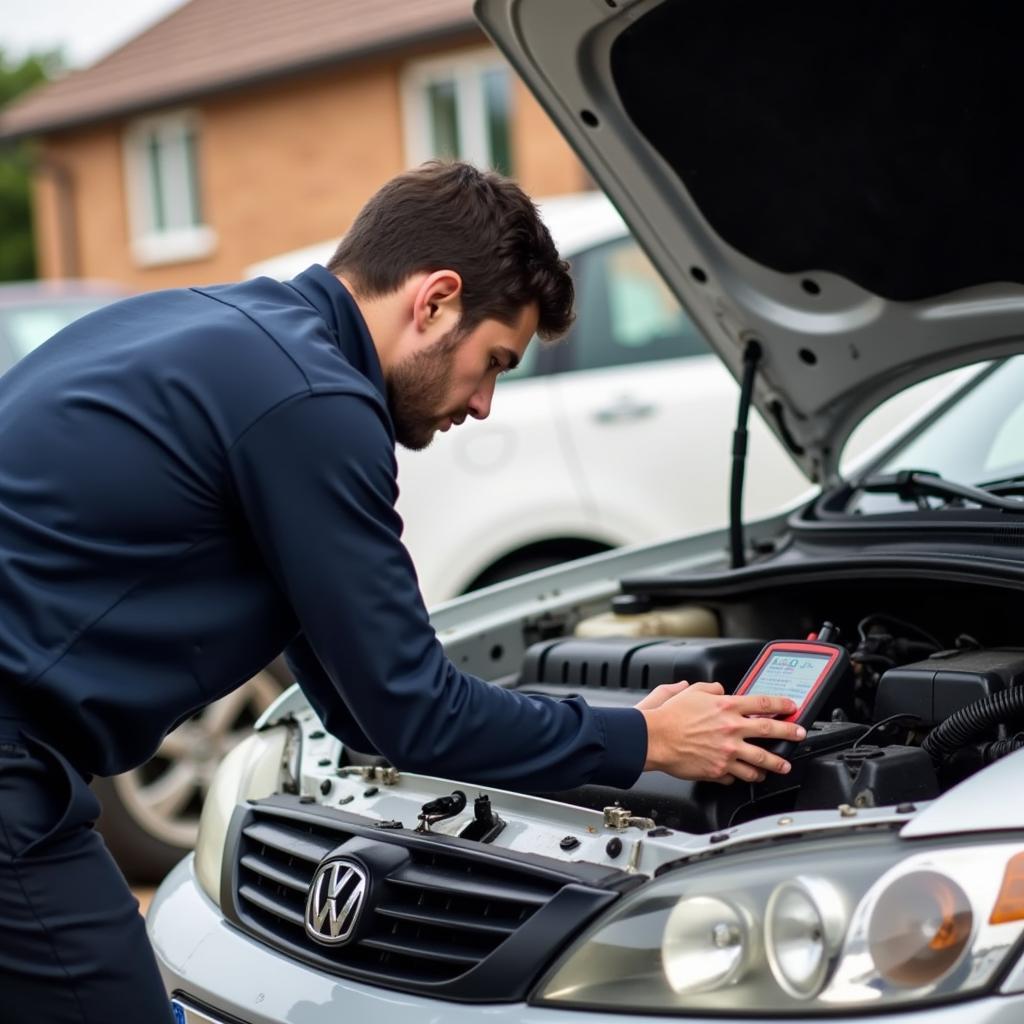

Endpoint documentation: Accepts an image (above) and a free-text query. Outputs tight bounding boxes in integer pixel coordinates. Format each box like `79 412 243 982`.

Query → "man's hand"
636 681 805 784
634 679 693 711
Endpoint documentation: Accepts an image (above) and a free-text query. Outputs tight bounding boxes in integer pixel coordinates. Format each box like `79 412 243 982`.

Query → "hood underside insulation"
611 2 1024 301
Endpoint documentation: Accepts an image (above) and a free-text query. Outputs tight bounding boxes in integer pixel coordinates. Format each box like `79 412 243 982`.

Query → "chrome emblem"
304 859 367 945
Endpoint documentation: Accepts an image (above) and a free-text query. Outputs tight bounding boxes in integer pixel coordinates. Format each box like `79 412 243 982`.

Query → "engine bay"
512 577 1024 834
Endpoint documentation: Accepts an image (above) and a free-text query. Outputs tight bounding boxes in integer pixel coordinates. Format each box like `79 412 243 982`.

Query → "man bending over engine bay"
0 161 804 1021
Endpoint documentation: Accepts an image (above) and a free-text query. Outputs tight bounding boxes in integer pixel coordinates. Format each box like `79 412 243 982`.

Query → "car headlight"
765 875 846 998
193 725 290 906
536 831 1024 1014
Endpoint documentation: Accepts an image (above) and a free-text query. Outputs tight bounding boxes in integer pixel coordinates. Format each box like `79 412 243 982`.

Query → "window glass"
126 111 217 268
568 237 709 372
2 301 111 361
131 114 204 237
125 111 214 266
146 132 166 231
877 356 1024 483
184 126 203 225
848 356 1024 513
483 67 512 175
427 80 460 159
407 55 514 173
499 336 540 382
987 399 1024 472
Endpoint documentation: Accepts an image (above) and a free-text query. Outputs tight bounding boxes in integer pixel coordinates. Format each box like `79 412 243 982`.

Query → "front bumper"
151 855 1024 1024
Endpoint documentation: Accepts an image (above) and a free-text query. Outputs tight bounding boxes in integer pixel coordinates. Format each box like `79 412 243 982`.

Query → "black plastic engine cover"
796 745 939 810
520 637 765 694
874 648 1024 727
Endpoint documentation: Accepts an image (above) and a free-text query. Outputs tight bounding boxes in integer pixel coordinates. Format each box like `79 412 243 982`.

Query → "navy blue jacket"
0 266 647 790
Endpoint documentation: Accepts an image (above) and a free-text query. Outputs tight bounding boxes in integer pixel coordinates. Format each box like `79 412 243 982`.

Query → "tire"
94 669 284 883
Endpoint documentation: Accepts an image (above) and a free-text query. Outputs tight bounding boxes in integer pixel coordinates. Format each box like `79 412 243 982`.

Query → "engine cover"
519 636 765 697
874 648 1024 727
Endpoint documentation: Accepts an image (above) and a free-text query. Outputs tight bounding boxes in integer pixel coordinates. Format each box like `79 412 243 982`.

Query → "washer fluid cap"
611 594 653 615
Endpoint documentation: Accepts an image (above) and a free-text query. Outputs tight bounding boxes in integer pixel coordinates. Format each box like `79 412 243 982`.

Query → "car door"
554 236 809 544
394 338 592 605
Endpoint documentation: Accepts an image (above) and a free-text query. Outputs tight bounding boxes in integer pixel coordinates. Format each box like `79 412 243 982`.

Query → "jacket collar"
287 264 387 402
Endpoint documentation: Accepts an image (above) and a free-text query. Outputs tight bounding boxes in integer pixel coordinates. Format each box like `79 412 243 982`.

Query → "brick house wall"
29 40 587 290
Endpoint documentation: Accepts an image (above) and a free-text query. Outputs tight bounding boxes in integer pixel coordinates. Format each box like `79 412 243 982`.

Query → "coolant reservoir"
575 598 719 639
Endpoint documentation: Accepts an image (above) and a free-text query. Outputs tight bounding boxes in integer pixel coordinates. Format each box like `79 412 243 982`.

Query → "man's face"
387 302 539 450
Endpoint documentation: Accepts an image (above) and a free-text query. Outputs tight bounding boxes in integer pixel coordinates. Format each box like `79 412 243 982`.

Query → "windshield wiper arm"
978 472 1024 496
860 469 1024 513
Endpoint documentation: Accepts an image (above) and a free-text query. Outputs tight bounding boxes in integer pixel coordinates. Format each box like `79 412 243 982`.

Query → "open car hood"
475 0 1024 482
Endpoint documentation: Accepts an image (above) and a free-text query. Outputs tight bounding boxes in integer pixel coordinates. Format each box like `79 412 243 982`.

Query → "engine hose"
922 685 1024 764
978 738 1024 764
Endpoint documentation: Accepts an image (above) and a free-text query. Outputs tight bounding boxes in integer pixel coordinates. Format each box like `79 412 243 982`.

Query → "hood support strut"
730 340 762 569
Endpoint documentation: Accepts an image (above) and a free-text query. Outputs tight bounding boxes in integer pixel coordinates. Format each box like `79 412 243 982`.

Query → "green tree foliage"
0 50 64 281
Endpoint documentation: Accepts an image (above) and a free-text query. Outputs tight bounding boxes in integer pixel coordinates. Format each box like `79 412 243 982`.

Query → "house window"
403 51 513 174
123 110 216 266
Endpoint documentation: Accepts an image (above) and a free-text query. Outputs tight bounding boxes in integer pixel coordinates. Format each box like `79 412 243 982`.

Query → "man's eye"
489 356 503 371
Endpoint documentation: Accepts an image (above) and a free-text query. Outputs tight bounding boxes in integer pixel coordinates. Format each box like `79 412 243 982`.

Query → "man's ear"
413 270 463 334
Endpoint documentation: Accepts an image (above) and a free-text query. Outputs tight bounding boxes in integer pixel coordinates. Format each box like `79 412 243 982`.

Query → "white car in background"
250 193 817 604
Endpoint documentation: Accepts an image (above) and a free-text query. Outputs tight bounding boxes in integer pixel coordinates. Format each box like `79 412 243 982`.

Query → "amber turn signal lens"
867 871 972 987
990 852 1024 925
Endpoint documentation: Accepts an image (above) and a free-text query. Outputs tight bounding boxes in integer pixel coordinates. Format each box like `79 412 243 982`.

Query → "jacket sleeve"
228 391 647 791
284 633 379 755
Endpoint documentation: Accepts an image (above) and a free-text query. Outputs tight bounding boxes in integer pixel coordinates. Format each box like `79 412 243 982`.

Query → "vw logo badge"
305 858 368 946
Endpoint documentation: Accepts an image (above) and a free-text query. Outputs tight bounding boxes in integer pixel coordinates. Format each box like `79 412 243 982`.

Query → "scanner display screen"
745 651 832 703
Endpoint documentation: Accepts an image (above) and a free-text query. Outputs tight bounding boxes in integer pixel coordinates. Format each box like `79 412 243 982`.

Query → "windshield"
0 300 113 366
852 355 1024 512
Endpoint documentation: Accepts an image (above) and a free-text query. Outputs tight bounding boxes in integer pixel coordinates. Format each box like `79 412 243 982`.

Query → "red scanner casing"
733 641 850 755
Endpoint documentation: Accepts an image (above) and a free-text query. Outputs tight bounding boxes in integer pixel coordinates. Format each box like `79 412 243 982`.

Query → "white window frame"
401 48 513 170
123 109 216 267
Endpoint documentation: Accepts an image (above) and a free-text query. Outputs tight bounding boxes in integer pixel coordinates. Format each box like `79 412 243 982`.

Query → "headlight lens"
663 896 753 994
536 832 1024 1014
193 725 290 906
766 876 845 998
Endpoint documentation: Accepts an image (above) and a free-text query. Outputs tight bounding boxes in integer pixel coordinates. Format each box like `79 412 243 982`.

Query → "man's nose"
467 379 494 420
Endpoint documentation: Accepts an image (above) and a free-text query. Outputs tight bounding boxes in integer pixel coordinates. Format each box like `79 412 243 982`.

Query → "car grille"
223 795 631 1002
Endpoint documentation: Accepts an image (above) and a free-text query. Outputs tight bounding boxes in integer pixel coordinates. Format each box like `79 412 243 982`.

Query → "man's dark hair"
327 161 574 340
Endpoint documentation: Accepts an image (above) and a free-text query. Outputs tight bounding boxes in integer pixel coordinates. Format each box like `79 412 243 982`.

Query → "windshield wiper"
978 472 1024 497
859 469 1024 513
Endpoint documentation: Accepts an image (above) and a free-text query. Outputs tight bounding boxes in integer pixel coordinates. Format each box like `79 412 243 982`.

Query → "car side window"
566 237 709 372
499 335 541 381
4 303 109 360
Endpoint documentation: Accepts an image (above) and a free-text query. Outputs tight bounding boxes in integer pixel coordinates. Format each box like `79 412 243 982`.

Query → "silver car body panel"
270 684 1019 874
473 0 1024 482
277 703 922 879
900 746 1024 839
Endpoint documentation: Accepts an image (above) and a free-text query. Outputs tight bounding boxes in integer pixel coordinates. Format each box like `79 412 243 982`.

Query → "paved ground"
134 887 155 915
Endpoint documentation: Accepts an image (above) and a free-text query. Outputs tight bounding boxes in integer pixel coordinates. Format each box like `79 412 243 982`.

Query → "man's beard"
386 326 464 450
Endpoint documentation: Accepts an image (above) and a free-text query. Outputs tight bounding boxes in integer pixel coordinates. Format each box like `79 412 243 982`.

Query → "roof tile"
1 0 476 139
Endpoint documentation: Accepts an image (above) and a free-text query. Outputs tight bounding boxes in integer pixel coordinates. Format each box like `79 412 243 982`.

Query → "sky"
2 0 188 68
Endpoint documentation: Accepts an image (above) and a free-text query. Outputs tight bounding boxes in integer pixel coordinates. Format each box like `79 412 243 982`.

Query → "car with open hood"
149 3 1024 1022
